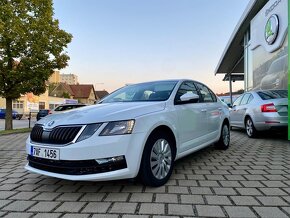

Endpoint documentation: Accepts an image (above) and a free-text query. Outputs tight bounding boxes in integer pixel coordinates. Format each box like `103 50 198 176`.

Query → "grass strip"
0 128 31 135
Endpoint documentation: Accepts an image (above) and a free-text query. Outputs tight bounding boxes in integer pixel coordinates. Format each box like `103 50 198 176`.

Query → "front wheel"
215 122 230 150
245 117 257 138
139 132 175 187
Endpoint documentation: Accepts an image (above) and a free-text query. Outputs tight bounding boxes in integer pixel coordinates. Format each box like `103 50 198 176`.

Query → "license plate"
31 146 60 160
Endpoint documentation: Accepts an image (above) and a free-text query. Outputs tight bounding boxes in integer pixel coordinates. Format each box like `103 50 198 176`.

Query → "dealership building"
215 0 289 139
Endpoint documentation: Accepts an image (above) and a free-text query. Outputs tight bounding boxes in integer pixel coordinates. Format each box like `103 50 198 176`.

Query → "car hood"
37 102 166 128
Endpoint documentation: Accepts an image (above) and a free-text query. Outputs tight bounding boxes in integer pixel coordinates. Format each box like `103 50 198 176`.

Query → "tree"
62 92 70 99
0 0 72 130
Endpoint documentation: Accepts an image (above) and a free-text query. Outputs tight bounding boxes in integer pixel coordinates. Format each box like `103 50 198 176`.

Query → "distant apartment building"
60 73 79 85
48 70 60 83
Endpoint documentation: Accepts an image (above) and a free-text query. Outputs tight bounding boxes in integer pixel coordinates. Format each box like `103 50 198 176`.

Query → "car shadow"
230 127 288 140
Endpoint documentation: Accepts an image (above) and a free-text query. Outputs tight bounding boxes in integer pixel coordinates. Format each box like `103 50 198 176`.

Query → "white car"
25 79 230 186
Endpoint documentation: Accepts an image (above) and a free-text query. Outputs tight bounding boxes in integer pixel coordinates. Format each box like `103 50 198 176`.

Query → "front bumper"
27 155 127 175
25 131 147 181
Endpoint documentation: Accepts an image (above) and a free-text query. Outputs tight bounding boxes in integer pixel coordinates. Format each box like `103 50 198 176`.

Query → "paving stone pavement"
0 130 289 217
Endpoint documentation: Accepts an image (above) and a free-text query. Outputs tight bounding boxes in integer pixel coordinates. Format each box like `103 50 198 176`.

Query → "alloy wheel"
150 139 172 180
246 119 253 136
222 124 230 146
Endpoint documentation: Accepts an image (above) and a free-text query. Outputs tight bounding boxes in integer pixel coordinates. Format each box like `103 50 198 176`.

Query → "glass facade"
252 37 288 91
244 32 288 92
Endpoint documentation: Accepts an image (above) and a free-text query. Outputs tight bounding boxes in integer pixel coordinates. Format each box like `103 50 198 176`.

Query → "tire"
215 121 230 150
245 117 257 138
139 131 175 187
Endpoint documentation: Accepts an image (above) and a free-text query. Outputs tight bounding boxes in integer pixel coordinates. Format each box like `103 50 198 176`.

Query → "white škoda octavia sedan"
25 80 230 186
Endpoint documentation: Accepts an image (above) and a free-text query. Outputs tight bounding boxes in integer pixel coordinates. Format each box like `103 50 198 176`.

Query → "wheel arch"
137 124 177 186
146 125 177 157
244 114 252 127
223 118 230 127
219 117 230 135
137 124 177 174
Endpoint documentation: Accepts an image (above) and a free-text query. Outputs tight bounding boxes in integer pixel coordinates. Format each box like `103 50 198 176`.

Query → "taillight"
48 110 52 114
261 103 277 112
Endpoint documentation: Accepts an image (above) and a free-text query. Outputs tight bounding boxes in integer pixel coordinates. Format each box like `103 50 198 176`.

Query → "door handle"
201 109 207 112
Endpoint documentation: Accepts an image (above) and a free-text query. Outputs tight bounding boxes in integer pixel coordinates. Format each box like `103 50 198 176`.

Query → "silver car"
230 90 288 138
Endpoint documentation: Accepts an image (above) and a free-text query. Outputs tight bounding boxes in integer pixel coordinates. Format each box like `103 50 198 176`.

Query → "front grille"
30 125 82 145
30 125 43 142
27 155 127 175
49 126 82 144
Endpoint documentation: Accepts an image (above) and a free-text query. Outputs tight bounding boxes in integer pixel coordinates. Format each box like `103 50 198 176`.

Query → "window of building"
39 102 45 110
12 100 24 109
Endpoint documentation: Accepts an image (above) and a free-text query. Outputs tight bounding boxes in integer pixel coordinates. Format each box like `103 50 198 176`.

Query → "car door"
230 94 244 127
0 109 4 118
195 82 221 140
174 81 208 153
231 93 252 127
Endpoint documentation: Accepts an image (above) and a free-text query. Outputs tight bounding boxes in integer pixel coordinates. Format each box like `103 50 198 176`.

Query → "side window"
174 81 199 104
240 93 251 105
195 83 214 103
233 94 243 107
209 89 217 102
247 94 254 104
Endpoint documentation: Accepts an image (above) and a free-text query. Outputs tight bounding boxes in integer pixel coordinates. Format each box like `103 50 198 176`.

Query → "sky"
53 0 250 94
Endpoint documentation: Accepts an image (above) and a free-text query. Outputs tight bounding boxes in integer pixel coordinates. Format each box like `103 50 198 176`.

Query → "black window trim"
194 82 217 103
174 80 200 105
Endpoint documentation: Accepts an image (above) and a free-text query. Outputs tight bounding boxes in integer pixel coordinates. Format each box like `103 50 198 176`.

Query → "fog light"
95 155 125 165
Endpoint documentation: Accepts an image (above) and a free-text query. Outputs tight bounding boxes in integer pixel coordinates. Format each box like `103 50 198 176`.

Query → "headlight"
76 123 102 142
100 120 135 136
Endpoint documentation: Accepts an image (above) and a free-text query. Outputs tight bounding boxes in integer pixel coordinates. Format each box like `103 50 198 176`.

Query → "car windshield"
257 90 288 100
101 81 178 103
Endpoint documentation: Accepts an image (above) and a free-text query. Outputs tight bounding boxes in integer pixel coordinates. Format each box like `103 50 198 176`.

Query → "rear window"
257 90 288 100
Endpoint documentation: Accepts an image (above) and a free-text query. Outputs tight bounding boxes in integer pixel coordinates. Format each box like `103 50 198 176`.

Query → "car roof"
246 89 287 94
126 79 207 86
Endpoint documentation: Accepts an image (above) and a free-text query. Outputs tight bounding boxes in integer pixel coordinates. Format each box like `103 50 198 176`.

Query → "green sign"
288 0 290 140
265 14 279 45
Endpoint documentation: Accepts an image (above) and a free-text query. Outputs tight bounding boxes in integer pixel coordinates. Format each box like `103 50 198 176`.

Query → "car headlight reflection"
100 120 135 136
76 123 102 142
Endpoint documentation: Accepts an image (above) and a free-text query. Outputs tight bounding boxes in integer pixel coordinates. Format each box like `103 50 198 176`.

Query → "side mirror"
180 92 199 102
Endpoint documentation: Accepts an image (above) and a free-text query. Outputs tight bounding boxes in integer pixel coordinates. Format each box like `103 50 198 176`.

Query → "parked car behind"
51 103 87 114
26 79 230 187
36 109 51 121
0 109 23 120
36 104 87 121
230 90 288 138
219 95 239 107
